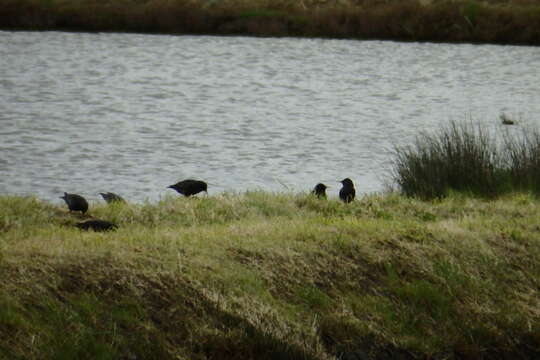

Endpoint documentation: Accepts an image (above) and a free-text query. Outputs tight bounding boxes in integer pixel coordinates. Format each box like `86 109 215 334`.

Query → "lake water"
1 31 539 204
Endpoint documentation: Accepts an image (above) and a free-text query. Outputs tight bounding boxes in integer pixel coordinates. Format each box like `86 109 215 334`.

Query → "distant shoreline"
1 0 540 45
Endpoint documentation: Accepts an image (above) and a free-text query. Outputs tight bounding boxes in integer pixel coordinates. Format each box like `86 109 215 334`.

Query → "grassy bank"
1 0 540 45
1 192 539 359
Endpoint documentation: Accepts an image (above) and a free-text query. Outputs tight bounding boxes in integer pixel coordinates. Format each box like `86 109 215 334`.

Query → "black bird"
168 179 208 197
76 219 117 232
339 178 356 203
100 192 125 204
60 192 89 214
312 183 328 198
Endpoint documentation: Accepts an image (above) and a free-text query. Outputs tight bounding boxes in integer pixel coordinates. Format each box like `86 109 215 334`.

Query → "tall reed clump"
504 128 540 193
392 120 502 199
392 120 540 199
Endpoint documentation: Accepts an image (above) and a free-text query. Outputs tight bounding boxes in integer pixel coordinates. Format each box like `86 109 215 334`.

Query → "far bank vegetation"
1 0 540 44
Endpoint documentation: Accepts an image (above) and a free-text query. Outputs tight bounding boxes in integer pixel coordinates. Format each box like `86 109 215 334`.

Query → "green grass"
1 192 539 359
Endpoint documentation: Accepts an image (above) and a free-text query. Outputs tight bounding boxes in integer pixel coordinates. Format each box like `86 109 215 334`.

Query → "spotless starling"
339 178 355 203
60 192 89 214
312 183 328 198
100 192 125 204
76 219 117 232
168 179 208 197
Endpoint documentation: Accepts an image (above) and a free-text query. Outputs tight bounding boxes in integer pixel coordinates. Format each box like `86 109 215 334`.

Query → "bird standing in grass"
312 183 328 198
168 179 208 197
76 219 117 232
60 192 89 214
100 192 125 204
339 178 355 203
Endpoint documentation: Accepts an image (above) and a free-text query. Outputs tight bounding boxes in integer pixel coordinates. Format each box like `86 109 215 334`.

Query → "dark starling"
339 178 356 203
100 192 125 204
312 183 328 198
168 179 208 197
60 192 89 214
76 219 117 232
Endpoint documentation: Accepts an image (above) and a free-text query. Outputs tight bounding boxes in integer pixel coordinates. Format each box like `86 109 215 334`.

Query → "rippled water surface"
1 31 539 203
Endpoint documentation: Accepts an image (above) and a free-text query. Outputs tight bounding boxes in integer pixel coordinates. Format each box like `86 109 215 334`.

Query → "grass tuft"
392 120 540 199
